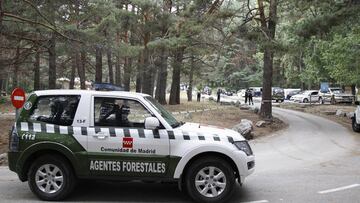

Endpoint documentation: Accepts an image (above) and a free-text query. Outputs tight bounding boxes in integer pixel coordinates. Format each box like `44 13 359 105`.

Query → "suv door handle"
93 132 108 140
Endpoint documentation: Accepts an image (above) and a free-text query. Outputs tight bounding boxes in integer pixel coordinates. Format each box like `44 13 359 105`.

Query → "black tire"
303 98 309 103
185 156 235 203
28 155 76 201
319 97 324 104
352 117 360 132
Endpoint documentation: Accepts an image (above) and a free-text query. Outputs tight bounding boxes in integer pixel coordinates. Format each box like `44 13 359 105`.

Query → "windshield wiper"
172 121 185 128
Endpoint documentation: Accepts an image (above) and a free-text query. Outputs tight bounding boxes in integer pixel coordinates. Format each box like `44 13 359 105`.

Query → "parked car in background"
285 89 302 100
203 86 212 95
272 87 285 102
290 90 319 103
251 87 262 97
318 87 355 104
237 89 247 97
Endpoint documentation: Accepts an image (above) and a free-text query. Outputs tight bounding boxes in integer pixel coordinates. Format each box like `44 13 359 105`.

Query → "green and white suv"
8 90 255 202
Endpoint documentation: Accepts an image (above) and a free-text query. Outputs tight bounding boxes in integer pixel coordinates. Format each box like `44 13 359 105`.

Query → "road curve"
0 107 359 202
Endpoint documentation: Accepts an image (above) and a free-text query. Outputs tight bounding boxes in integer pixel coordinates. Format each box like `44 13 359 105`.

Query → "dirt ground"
0 116 13 152
279 103 356 130
171 106 286 138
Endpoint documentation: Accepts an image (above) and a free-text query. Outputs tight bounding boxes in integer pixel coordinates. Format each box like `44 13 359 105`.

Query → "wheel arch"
174 148 241 188
17 142 80 181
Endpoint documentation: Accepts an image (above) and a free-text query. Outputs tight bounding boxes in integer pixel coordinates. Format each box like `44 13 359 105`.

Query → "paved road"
1 107 360 202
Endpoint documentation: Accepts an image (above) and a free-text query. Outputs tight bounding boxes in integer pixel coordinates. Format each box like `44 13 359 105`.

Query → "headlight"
234 141 253 156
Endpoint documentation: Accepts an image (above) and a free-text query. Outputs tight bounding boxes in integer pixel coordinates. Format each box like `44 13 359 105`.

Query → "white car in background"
290 90 319 103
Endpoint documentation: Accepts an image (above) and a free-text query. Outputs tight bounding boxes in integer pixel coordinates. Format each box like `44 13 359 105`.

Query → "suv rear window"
29 95 80 126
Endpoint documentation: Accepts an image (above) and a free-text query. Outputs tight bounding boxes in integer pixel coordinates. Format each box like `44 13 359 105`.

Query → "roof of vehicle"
303 90 318 93
34 89 150 99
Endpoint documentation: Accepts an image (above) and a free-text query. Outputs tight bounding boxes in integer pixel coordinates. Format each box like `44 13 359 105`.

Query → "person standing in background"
248 89 254 105
197 91 201 102
217 89 221 103
245 89 248 104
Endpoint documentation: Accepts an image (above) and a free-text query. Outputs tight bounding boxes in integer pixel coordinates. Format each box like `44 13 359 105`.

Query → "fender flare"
16 141 82 180
173 145 241 179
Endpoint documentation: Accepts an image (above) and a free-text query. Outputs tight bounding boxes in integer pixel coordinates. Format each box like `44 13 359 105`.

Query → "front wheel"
352 117 360 132
28 155 76 201
185 156 235 203
303 98 309 103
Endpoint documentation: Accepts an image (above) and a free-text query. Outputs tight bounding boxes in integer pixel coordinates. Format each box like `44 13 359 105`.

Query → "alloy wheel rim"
35 164 64 194
195 166 226 198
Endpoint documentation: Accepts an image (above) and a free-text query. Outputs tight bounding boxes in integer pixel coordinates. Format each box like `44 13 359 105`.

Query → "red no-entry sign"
11 87 26 109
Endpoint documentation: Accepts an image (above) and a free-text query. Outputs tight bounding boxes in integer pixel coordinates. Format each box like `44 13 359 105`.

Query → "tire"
352 117 360 132
303 98 309 103
319 97 324 104
28 155 76 201
185 156 235 203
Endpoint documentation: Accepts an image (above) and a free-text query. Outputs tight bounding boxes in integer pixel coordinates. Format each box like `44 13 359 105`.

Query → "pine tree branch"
3 12 82 43
22 0 55 27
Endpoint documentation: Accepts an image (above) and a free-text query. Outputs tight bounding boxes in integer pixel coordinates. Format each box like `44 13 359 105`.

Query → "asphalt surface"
1 101 360 202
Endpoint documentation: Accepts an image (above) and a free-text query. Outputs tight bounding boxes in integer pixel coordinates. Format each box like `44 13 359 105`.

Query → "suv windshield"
144 96 181 128
331 88 344 94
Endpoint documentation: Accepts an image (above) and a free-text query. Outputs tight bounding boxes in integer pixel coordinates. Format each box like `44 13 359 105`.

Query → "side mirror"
144 117 160 130
355 101 360 105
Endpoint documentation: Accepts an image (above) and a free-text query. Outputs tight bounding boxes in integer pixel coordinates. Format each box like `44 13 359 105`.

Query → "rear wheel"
28 155 76 201
352 116 360 132
185 156 235 203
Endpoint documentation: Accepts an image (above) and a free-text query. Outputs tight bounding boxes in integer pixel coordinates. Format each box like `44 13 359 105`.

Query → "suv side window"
94 97 152 128
29 95 81 126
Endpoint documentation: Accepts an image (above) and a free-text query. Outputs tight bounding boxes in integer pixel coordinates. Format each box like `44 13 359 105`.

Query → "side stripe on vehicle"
17 122 235 143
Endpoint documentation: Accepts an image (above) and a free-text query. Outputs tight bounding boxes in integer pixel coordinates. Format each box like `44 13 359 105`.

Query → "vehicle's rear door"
87 96 170 178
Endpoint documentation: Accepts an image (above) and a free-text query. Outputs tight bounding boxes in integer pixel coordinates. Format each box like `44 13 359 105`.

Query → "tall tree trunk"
115 54 121 86
155 47 168 104
0 0 4 25
141 50 152 95
187 55 194 101
48 32 57 89
69 54 76 89
155 0 171 103
12 46 20 89
95 45 102 83
107 47 113 84
123 57 131 91
33 50 40 90
136 55 143 93
259 0 277 120
169 48 184 105
78 51 86 89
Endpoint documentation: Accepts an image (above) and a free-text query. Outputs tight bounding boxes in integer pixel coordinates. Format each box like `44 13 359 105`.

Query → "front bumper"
232 150 255 184
335 97 354 103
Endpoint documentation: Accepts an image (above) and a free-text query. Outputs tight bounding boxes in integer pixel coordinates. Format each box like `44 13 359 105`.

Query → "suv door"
87 96 169 178
310 92 319 102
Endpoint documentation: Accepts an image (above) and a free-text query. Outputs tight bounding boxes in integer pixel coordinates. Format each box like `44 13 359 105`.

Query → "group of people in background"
245 89 254 105
198 88 254 105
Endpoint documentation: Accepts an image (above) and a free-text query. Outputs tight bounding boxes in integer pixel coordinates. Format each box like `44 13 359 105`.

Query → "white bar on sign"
14 96 24 101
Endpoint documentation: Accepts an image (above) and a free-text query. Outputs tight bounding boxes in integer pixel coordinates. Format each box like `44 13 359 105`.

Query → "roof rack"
92 83 125 91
